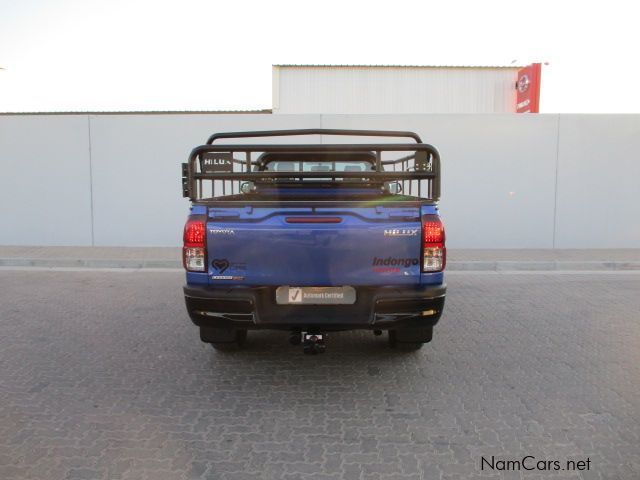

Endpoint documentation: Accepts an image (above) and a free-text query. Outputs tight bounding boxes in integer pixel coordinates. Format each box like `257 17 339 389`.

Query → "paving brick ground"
0 270 638 479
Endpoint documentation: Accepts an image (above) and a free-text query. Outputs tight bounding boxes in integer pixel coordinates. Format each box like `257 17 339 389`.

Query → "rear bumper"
184 284 446 330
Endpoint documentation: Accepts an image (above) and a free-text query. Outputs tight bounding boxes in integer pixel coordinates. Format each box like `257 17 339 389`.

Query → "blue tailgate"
206 206 423 286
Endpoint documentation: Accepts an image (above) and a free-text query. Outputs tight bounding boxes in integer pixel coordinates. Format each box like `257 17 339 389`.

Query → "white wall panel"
0 115 93 245
554 115 640 247
320 115 559 248
89 114 321 246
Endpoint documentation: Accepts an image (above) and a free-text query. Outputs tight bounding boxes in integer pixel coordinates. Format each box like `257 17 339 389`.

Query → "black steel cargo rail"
182 129 441 202
206 128 424 144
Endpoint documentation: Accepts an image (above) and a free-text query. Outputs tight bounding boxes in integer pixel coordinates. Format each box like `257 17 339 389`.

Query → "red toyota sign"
516 63 542 113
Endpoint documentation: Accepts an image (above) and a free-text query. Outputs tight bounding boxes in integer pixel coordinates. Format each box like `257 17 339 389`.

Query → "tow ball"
302 332 326 354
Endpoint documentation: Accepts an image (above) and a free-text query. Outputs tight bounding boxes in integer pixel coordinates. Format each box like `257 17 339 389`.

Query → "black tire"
200 327 247 350
388 326 433 350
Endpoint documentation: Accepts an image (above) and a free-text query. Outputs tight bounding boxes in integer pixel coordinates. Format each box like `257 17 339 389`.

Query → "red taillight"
422 215 446 272
423 221 445 244
183 216 206 271
183 218 206 246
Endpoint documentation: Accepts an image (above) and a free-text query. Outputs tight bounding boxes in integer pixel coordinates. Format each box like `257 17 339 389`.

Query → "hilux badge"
384 228 419 237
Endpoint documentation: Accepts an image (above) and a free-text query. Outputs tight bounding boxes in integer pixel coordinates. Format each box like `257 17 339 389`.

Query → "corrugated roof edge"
0 109 272 116
273 64 523 69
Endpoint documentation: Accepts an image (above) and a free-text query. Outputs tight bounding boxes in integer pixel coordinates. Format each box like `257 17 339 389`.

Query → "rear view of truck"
181 129 446 353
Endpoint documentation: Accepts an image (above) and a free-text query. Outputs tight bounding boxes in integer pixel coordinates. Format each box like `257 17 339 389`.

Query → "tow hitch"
301 332 326 354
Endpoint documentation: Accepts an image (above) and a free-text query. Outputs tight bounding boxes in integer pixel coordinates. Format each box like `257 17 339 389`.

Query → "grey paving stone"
0 270 638 479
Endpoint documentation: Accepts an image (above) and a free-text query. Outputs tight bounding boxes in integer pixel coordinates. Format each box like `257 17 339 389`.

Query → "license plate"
275 286 356 305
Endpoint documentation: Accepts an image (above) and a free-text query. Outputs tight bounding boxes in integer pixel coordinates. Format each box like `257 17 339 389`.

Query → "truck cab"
181 129 446 352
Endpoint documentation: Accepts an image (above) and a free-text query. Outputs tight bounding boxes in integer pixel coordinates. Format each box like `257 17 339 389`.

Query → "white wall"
554 115 640 248
321 115 559 248
0 115 93 245
87 114 320 246
1 113 638 248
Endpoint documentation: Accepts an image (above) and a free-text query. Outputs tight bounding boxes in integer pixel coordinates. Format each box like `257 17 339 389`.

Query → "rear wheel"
388 326 433 350
200 327 247 350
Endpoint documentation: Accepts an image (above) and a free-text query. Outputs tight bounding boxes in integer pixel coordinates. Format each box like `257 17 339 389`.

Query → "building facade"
272 65 521 114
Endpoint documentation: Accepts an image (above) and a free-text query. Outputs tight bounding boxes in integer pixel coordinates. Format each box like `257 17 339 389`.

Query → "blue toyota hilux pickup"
181 129 446 353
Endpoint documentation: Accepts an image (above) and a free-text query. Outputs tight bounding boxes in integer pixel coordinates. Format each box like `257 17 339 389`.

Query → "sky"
0 0 639 113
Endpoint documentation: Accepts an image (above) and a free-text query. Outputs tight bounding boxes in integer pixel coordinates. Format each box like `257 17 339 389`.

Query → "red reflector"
423 220 444 244
183 219 206 246
285 217 343 224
